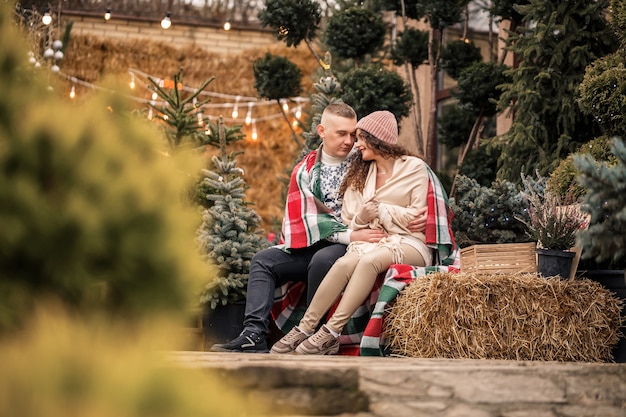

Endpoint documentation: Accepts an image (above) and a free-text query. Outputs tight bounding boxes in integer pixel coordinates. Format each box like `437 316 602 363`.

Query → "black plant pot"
202 301 245 348
579 268 626 363
536 248 576 279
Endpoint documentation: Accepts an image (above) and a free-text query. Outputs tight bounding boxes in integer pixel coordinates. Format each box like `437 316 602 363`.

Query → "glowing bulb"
69 85 76 99
231 96 241 119
151 92 158 100
295 106 302 119
245 103 252 125
104 8 111 21
42 12 52 26
282 100 289 112
251 122 258 141
161 12 171 29
129 74 135 90
197 112 204 126
223 19 231 31
148 108 153 120
292 119 298 129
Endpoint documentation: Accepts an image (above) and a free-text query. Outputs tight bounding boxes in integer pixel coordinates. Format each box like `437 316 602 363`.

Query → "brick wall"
64 14 277 55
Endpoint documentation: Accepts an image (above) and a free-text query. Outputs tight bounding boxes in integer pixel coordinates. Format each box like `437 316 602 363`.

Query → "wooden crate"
460 242 537 274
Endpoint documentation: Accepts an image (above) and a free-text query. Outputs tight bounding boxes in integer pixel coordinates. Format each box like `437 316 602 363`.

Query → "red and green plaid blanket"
271 168 460 355
279 149 347 250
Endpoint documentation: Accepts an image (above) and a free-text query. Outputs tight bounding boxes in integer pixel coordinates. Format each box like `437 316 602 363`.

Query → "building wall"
63 13 277 55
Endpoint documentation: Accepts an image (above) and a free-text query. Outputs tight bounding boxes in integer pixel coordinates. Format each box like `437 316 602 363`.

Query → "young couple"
211 103 431 354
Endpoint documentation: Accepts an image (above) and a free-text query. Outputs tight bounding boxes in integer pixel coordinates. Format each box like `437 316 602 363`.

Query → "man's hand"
407 206 427 233
356 199 379 224
351 228 387 243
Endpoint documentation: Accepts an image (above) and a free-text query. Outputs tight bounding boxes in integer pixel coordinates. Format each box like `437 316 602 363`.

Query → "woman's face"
354 129 377 161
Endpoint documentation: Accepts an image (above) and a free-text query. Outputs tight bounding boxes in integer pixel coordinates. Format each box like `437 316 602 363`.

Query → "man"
210 103 425 353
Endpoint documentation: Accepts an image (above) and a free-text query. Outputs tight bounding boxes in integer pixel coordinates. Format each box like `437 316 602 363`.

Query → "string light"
245 102 252 125
160 12 171 29
251 120 258 142
42 10 52 25
223 18 231 31
104 8 111 21
69 85 75 99
56 69 311 128
295 105 302 119
232 95 240 119
281 99 289 112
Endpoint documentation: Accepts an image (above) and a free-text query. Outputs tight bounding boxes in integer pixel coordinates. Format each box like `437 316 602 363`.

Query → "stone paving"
171 351 626 417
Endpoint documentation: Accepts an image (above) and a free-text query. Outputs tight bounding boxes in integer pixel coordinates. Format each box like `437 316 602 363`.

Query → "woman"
271 110 433 355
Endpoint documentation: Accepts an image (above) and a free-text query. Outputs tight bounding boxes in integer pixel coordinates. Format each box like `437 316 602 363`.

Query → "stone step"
170 352 626 417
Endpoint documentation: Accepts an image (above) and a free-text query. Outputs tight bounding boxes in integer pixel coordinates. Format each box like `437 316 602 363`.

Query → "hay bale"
383 272 624 362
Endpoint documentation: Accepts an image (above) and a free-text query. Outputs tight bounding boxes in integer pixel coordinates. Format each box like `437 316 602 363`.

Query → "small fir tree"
198 117 271 309
574 137 626 265
147 70 216 152
450 175 529 247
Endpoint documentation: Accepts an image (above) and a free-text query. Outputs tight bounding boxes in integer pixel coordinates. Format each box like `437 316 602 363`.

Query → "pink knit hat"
355 110 398 144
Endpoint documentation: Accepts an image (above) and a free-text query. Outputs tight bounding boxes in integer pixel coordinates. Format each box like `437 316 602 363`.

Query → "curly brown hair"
339 130 414 195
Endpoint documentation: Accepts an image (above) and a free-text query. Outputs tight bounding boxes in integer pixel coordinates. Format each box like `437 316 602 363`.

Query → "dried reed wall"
60 30 319 235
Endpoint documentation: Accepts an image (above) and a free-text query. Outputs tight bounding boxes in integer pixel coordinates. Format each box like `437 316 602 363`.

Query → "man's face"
318 114 357 158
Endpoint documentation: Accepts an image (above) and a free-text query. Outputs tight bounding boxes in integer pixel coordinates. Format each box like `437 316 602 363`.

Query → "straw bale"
383 272 624 362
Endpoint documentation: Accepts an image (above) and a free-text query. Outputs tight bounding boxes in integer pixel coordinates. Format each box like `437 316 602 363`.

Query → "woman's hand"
356 199 379 224
407 206 427 233
350 228 387 243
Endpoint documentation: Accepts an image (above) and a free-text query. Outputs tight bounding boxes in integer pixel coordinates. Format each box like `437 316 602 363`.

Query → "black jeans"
243 241 347 336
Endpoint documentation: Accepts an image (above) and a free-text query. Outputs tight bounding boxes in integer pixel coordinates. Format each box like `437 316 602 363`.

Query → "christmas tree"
198 117 271 309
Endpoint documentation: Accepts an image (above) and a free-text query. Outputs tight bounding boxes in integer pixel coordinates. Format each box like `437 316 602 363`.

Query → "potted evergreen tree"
197 117 271 345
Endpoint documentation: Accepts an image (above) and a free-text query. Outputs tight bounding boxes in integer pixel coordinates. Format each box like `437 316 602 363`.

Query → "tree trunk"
425 28 442 168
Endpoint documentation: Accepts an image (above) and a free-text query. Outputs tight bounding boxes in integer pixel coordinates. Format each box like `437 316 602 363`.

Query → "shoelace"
309 327 334 345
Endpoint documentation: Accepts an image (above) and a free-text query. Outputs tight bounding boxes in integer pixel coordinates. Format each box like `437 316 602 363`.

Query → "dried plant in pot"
518 174 589 278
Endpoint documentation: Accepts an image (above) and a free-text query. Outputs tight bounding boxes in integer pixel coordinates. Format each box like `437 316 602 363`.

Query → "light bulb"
151 92 158 100
223 19 231 31
161 12 171 29
54 50 64 61
129 74 135 90
104 8 111 21
69 85 75 99
282 100 289 112
50 64 60 73
251 121 258 141
295 107 302 119
52 40 63 50
42 12 52 26
43 48 54 59
245 103 252 125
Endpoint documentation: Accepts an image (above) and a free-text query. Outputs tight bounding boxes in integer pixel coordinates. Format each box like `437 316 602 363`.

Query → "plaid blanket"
271 169 460 355
278 149 347 250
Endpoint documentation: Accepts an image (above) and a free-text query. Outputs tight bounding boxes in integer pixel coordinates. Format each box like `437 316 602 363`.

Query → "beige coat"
341 155 431 264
